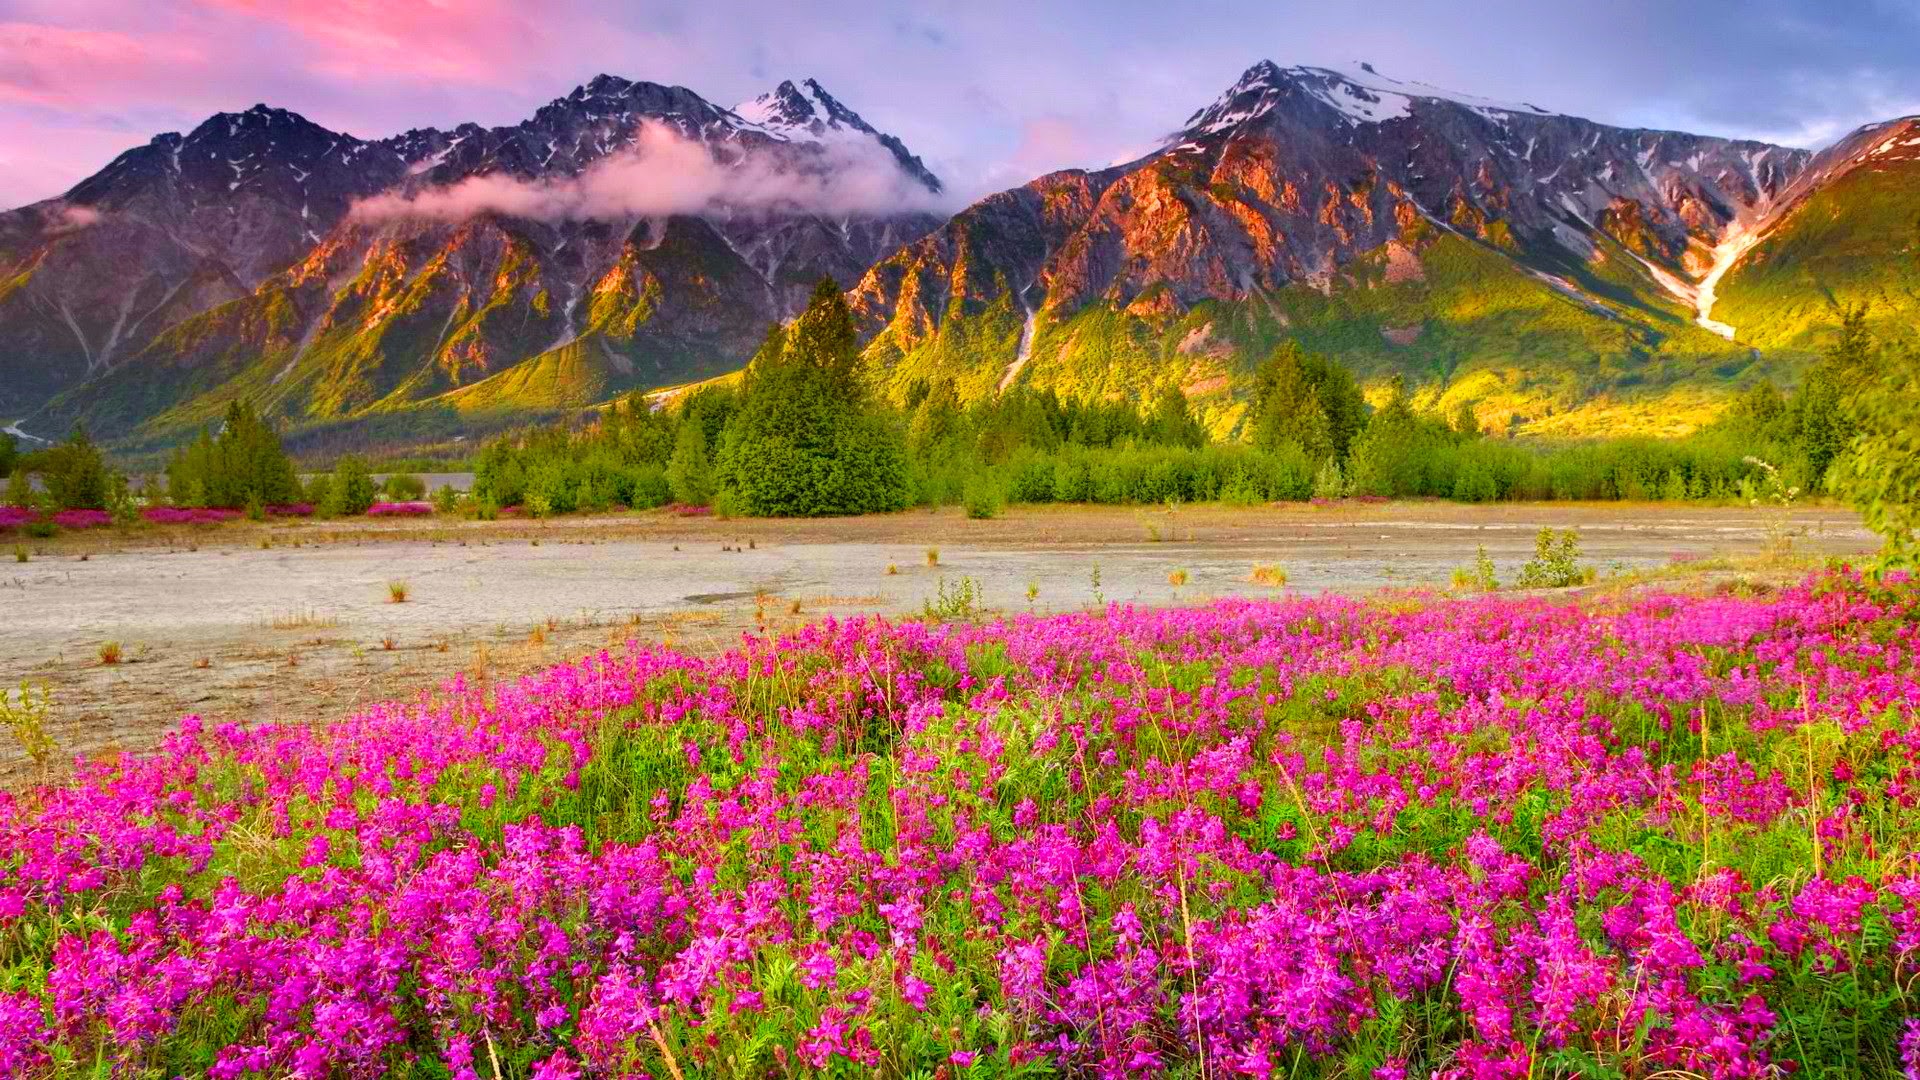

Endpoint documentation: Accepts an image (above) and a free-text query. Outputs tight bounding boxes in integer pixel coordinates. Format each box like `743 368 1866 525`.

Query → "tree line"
7 280 1916 560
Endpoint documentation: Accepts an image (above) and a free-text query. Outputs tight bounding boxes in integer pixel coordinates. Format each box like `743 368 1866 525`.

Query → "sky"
3 0 1919 210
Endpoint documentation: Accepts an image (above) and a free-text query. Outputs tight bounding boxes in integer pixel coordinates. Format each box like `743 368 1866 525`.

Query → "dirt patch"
1 502 1874 778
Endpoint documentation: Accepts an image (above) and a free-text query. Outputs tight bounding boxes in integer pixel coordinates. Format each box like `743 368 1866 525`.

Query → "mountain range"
3 61 1916 453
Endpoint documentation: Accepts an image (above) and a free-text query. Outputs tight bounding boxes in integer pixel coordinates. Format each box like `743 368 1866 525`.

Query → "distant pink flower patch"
669 503 713 517
49 509 111 529
366 501 433 517
266 503 314 517
0 507 35 528
142 507 242 525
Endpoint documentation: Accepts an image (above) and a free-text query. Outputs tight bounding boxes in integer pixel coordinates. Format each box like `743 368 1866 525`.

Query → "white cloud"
350 121 949 223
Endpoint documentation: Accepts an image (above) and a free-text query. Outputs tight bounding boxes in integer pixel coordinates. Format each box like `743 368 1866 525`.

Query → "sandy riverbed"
0 502 1876 774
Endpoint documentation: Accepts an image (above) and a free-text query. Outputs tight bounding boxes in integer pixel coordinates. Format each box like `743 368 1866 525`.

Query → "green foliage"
1831 323 1920 565
1251 341 1367 461
921 576 983 621
1452 545 1500 592
1348 378 1464 497
716 280 913 517
380 472 426 501
431 484 462 514
326 455 378 516
0 431 14 478
1516 528 1594 588
165 401 300 510
4 467 29 509
962 473 1004 519
1142 384 1207 448
665 421 715 506
39 424 114 510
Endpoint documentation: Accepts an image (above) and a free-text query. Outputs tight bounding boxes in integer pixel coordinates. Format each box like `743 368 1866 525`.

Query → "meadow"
0 567 1914 1077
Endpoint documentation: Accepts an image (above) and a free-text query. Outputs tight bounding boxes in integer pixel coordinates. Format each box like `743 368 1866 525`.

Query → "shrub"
961 473 1003 520
1250 563 1288 587
1516 528 1593 589
97 641 121 665
12 545 25 563
1451 545 1500 592
327 457 377 516
381 473 426 501
41 426 114 511
387 580 410 604
432 485 462 514
920 576 982 621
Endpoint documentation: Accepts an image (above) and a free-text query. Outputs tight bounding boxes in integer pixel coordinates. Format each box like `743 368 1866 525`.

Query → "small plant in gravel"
0 680 55 776
1250 563 1288 587
921 575 981 621
1451 545 1500 592
96 641 121 665
387 580 410 604
924 546 939 567
1516 527 1593 588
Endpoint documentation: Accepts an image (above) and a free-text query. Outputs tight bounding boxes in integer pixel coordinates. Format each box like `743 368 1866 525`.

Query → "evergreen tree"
42 425 112 510
1143 385 1206 448
666 421 715 506
1450 401 1481 439
1251 342 1365 461
1347 379 1424 498
716 279 911 516
166 401 299 509
327 456 377 516
0 432 14 478
907 379 964 457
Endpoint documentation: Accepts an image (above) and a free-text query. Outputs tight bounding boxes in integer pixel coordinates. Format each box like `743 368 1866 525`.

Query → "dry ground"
1 501 1876 779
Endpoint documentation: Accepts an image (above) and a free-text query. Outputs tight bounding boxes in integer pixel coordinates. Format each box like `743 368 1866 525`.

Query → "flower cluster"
0 571 1915 1077
0 507 113 530
142 507 244 525
366 501 434 517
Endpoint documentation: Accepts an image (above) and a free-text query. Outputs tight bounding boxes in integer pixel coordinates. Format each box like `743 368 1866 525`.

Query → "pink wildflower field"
3 572 1917 1078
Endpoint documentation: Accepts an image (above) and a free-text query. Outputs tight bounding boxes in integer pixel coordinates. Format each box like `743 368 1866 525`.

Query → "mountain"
1709 114 1920 354
8 75 944 449
10 61 1917 453
849 61 1878 438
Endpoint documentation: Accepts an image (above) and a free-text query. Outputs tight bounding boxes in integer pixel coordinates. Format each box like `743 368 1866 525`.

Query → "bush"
41 426 113 511
381 473 426 501
1516 528 1593 589
326 457 377 516
962 473 1004 519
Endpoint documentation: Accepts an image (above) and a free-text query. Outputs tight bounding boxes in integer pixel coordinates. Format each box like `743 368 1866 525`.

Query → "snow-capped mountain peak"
734 78 876 143
733 78 942 194
1178 59 1560 140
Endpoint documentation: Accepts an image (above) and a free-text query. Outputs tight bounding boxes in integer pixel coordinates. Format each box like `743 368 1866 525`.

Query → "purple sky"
4 0 1919 210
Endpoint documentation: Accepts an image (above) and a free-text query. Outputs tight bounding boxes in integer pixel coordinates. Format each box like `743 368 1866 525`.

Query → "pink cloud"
0 22 208 108
199 0 628 86
352 120 949 222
